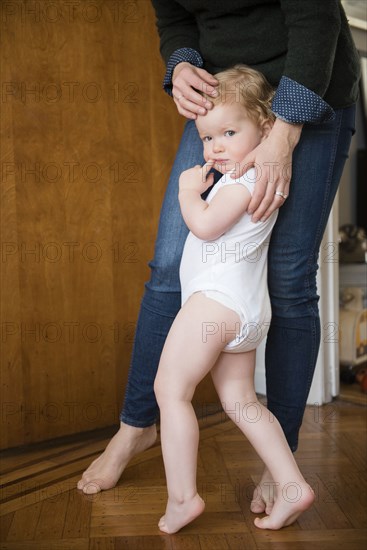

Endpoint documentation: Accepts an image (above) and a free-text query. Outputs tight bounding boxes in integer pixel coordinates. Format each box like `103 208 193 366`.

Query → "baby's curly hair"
201 64 275 126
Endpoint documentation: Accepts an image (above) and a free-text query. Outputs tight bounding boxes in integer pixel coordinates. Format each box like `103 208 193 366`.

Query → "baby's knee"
220 393 259 417
154 372 172 407
153 374 164 405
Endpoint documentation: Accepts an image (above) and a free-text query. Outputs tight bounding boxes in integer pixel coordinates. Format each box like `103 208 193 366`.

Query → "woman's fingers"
255 182 291 221
232 134 293 222
174 102 199 120
174 94 213 117
173 63 218 92
174 95 215 118
196 67 219 92
239 158 291 222
174 83 215 108
179 73 217 96
172 64 219 118
249 169 291 222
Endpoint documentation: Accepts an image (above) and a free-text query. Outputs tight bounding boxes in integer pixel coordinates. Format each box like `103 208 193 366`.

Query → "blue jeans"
121 105 356 451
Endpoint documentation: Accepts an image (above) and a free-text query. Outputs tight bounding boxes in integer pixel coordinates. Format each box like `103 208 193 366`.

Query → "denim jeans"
121 105 356 451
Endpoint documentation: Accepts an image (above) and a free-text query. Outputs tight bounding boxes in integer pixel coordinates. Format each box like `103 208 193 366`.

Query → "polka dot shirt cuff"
272 76 335 124
163 48 204 96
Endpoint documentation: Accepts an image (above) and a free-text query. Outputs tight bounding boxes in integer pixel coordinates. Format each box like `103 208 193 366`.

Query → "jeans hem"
120 413 157 428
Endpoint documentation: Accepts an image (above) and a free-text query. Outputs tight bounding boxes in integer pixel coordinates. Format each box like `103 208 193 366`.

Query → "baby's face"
195 102 265 174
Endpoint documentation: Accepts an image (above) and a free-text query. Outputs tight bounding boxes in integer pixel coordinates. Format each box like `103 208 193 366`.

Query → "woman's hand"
172 62 219 119
231 118 303 222
179 160 215 194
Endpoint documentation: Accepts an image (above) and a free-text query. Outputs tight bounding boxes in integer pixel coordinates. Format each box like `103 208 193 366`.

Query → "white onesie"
179 168 278 353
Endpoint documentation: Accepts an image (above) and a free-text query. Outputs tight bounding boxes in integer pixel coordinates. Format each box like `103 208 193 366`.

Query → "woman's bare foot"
77 422 157 494
254 482 315 530
250 467 277 515
158 493 205 534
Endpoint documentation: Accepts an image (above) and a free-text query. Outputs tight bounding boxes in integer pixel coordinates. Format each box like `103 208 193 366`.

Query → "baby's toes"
254 516 271 530
158 515 166 528
158 516 170 534
250 498 266 514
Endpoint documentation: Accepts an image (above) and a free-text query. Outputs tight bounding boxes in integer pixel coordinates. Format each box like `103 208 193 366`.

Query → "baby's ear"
260 120 273 141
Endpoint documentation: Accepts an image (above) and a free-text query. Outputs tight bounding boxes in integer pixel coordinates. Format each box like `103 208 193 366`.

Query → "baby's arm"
178 163 251 241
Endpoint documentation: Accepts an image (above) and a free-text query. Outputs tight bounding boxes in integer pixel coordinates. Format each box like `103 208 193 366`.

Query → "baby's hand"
179 161 215 194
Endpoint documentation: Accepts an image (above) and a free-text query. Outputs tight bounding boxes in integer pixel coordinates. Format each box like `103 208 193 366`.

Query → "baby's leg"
154 291 242 534
211 351 315 530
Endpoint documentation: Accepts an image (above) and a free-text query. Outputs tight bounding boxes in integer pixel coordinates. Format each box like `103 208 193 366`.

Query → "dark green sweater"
152 0 360 109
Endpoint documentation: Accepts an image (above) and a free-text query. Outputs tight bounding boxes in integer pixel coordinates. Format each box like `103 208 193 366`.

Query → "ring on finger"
275 190 288 199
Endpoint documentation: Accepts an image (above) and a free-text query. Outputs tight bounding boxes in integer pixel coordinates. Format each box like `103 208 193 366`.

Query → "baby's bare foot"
158 493 205 534
254 482 315 530
250 468 276 515
77 422 157 494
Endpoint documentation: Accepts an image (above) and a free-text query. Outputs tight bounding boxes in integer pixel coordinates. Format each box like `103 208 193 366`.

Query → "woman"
78 0 360 513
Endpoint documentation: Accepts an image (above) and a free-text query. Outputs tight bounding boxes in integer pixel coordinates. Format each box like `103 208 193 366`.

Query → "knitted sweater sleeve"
271 0 341 123
151 0 341 123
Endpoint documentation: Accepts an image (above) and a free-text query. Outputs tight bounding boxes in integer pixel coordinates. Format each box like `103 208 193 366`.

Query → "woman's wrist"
173 62 192 81
271 117 303 150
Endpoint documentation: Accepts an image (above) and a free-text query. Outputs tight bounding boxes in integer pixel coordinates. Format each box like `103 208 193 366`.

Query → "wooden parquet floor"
0 399 366 550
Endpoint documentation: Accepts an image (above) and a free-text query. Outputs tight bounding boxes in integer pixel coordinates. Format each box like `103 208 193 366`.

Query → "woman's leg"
77 121 217 493
154 292 243 534
210 350 314 529
252 105 356 509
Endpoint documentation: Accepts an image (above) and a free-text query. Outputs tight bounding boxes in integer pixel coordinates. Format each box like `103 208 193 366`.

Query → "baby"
154 65 314 534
